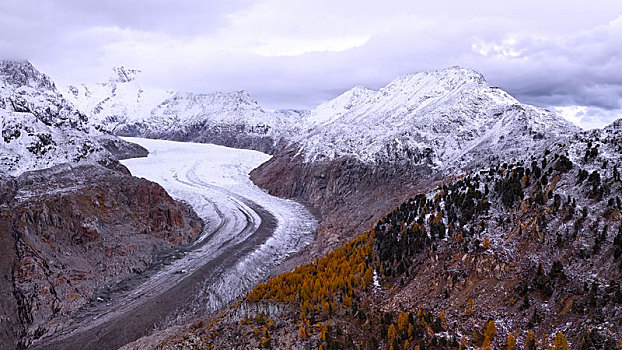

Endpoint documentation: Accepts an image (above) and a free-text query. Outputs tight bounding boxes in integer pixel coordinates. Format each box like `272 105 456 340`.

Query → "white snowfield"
120 137 318 312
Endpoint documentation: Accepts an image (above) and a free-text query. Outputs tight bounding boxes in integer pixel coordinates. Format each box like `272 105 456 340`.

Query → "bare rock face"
250 145 437 265
0 163 203 349
95 134 149 160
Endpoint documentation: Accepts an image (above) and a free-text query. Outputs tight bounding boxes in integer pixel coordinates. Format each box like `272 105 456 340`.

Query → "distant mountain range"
65 66 579 170
65 67 302 154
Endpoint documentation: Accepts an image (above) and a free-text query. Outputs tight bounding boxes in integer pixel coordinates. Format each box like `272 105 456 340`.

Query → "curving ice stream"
33 138 317 350
120 138 317 311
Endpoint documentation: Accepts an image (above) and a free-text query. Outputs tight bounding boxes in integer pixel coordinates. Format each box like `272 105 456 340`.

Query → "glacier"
31 137 318 349
119 137 318 316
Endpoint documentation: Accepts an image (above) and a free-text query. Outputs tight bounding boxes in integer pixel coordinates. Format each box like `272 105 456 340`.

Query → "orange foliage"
482 237 491 249
246 233 374 315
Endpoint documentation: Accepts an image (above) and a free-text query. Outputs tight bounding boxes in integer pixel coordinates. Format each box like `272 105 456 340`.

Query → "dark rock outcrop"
95 134 149 160
0 164 203 349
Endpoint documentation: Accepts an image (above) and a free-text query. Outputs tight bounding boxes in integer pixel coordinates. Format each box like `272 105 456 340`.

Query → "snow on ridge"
111 66 141 83
0 60 114 176
61 64 582 174
293 66 580 171
65 68 302 144
0 59 57 92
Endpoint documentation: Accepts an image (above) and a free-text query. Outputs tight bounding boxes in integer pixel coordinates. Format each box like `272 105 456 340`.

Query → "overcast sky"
1 0 621 129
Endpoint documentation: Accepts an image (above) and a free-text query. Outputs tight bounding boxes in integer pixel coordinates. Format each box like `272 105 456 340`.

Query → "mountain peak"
231 89 254 101
110 66 141 83
605 117 622 130
0 59 56 90
389 66 487 90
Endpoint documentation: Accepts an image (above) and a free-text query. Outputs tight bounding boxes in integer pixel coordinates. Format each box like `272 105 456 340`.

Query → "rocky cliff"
0 163 203 349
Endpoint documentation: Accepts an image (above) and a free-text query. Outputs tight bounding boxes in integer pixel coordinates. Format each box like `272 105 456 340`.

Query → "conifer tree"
552 332 570 350
388 324 397 345
482 320 496 349
506 332 517 350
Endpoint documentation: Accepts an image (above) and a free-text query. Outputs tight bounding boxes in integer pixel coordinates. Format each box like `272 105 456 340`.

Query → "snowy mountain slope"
305 85 375 127
0 60 116 176
65 68 304 154
115 90 301 153
251 67 583 258
65 67 175 133
294 66 580 171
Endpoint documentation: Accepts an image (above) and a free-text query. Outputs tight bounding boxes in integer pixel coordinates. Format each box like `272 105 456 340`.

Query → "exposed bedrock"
0 163 203 349
95 134 149 160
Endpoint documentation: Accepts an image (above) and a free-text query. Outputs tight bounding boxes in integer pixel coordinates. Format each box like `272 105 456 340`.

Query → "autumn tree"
388 324 397 345
466 298 474 315
506 332 517 350
298 323 306 339
482 237 491 249
397 312 409 332
482 320 496 349
552 332 570 350
524 331 537 350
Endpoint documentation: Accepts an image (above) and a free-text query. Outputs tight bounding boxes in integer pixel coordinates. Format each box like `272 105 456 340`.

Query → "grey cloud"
1 1 622 128
0 0 242 35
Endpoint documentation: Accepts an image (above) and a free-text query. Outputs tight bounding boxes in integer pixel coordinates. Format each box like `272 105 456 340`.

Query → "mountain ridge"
64 68 302 154
293 66 578 170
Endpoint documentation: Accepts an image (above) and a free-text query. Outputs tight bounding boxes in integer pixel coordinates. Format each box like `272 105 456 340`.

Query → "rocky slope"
251 67 580 257
131 117 622 350
65 67 302 154
0 163 203 349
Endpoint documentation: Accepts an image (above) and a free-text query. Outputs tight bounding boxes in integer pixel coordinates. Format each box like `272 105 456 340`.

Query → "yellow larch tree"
552 332 570 350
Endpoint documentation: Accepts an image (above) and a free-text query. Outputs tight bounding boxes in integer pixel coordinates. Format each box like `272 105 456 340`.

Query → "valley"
29 138 317 349
1 59 621 349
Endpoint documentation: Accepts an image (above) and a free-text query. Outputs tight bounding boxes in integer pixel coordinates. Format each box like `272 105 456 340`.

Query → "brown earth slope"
250 147 439 275
0 162 203 349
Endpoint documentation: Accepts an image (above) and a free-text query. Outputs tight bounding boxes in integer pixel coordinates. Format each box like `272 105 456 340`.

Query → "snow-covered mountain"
250 67 583 256
65 67 175 133
294 66 580 171
0 60 126 176
65 68 302 153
